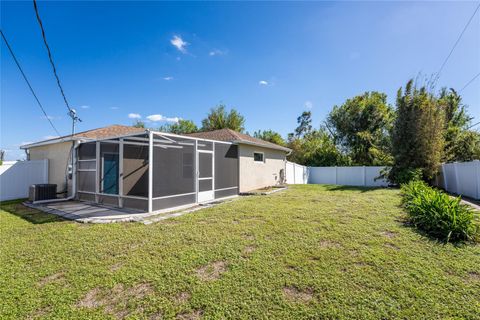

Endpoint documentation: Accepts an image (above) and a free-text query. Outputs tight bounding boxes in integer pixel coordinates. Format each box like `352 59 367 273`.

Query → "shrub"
401 181 478 242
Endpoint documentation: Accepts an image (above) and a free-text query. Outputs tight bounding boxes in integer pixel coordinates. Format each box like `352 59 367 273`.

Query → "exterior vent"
29 184 57 202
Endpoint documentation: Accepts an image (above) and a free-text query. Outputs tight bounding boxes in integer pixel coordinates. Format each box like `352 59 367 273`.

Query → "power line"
468 121 480 130
32 0 81 131
1 30 62 137
436 2 480 80
460 72 480 92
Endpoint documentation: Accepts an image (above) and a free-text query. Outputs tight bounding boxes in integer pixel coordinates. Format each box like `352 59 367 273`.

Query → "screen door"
197 150 214 202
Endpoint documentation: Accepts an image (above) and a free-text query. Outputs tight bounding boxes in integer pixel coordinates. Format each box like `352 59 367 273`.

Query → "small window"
253 152 264 163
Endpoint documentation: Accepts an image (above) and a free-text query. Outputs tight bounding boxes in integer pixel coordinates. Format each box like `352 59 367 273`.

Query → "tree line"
134 78 480 184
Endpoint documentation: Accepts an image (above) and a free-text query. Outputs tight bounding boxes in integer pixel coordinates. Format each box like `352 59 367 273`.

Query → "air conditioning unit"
29 184 57 202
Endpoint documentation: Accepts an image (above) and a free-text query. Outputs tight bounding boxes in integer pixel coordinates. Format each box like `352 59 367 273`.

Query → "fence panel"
285 161 308 184
291 164 388 187
441 160 479 199
0 160 49 201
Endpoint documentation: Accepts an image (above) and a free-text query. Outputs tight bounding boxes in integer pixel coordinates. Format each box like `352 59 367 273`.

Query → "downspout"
33 140 80 204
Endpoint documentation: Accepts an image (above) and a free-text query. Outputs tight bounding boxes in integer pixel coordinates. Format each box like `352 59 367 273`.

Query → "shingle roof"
21 125 145 149
186 128 291 152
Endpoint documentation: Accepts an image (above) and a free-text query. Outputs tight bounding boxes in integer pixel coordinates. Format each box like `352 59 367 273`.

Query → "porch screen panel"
100 143 119 194
77 171 96 192
78 142 96 160
214 144 239 198
123 144 148 197
152 136 195 211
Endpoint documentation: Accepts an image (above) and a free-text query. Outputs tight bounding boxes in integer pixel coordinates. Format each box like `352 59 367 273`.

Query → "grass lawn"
1 185 479 319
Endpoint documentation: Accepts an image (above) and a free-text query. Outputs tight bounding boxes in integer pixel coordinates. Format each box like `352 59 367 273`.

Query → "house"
20 125 290 212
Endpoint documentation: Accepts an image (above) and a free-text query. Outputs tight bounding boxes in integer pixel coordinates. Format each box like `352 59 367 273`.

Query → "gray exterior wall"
238 144 286 192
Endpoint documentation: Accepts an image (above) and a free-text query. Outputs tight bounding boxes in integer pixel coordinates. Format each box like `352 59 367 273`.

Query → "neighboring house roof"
21 125 145 149
186 128 291 152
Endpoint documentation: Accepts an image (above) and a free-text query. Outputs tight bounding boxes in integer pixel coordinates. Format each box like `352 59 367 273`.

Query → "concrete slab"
24 197 238 224
24 200 153 223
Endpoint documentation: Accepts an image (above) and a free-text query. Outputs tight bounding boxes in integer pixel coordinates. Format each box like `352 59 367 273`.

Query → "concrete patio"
23 199 234 224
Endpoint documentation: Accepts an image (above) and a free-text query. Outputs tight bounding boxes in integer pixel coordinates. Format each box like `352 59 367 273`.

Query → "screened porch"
75 131 239 212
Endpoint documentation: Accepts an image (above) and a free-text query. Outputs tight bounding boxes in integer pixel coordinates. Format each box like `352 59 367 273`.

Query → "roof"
186 128 291 152
21 125 145 149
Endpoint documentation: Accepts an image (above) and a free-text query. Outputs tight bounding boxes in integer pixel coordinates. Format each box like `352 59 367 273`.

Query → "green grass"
0 185 479 319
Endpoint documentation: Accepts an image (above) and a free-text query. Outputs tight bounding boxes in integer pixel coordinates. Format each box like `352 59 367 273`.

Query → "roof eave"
232 140 291 152
20 137 74 149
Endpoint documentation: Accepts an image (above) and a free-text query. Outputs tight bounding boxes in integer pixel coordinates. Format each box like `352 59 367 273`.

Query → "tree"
132 120 145 128
159 119 198 134
287 129 350 166
201 104 245 132
253 130 286 146
294 111 313 138
438 88 474 162
326 92 394 165
389 79 445 184
448 130 480 162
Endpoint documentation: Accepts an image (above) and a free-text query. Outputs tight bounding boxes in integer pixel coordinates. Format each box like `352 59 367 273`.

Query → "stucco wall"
238 144 286 192
28 141 72 193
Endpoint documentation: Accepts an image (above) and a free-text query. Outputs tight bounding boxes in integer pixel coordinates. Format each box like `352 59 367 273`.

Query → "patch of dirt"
196 261 227 281
242 233 255 241
319 240 341 249
148 312 163 320
282 286 314 303
468 272 480 281
38 272 65 287
27 307 51 319
242 245 256 256
76 282 154 319
384 243 400 250
110 263 123 272
380 230 397 238
173 292 191 304
176 309 203 320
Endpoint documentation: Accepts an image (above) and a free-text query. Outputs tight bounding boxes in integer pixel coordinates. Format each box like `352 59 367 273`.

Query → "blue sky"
1 1 479 160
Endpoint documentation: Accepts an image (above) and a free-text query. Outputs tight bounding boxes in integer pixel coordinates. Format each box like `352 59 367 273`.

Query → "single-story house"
21 125 291 212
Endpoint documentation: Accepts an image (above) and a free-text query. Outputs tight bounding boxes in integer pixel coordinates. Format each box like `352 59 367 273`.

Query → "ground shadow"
0 199 65 224
322 185 390 193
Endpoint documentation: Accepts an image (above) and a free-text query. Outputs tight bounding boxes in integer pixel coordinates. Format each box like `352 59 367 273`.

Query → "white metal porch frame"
76 129 239 213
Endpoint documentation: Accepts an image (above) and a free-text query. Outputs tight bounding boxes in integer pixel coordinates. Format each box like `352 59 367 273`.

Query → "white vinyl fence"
436 160 480 200
285 161 309 184
0 160 48 201
286 162 388 187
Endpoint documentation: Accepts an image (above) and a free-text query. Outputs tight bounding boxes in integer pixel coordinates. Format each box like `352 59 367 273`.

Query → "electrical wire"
32 0 74 115
460 72 480 92
1 30 62 137
436 2 480 80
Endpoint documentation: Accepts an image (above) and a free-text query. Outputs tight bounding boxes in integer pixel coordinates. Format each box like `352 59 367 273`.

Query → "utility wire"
460 72 480 92
436 2 480 80
33 0 78 120
468 121 480 130
1 30 62 137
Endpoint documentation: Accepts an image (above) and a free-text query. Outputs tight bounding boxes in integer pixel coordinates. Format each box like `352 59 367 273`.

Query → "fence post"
453 162 459 195
293 163 296 184
442 163 448 191
334 166 338 185
475 160 480 200
363 166 366 186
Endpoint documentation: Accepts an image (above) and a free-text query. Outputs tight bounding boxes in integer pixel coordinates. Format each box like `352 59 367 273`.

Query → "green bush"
401 181 478 242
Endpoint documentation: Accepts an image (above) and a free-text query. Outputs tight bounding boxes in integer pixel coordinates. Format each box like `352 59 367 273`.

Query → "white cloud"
209 49 227 56
110 106 119 110
146 114 180 123
171 35 188 53
41 115 60 120
128 113 142 119
259 80 269 86
163 76 174 81
20 141 34 146
79 105 90 109
304 101 313 109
